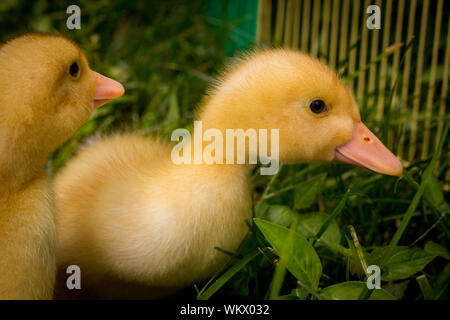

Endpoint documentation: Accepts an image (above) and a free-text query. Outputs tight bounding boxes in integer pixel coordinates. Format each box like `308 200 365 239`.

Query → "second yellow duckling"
0 33 124 299
55 49 402 298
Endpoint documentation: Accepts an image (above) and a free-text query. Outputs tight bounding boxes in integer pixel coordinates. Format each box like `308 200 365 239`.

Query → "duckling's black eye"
309 99 328 114
68 62 80 78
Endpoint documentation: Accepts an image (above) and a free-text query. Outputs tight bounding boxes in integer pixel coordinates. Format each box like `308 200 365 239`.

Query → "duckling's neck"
191 94 280 176
0 139 48 196
165 156 254 255
180 116 278 176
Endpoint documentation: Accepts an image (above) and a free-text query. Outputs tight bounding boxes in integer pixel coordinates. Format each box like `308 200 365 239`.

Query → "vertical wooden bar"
348 0 361 88
256 0 273 45
301 0 311 51
398 0 417 159
408 0 429 161
284 0 295 47
338 0 350 69
421 0 443 159
329 0 340 68
388 0 405 149
357 0 370 103
377 0 393 121
320 0 331 61
292 0 302 48
311 0 321 56
274 0 286 45
436 17 450 153
367 0 381 112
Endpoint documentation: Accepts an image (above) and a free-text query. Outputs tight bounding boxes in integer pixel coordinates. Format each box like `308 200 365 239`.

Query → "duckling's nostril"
363 136 372 143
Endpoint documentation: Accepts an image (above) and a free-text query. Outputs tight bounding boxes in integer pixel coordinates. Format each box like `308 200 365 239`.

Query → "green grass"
1 0 448 301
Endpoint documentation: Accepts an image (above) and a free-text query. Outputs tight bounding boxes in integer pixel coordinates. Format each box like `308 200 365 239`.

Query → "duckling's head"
199 49 402 176
0 33 124 157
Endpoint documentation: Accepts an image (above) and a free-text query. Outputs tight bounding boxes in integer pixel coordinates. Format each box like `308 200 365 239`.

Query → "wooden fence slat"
409 0 429 161
284 0 295 47
377 0 393 121
398 0 417 159
256 0 272 45
388 0 405 149
311 0 321 56
292 0 302 48
338 0 350 69
348 0 361 89
274 0 286 45
436 16 450 152
421 0 444 159
367 0 381 113
329 0 340 68
301 0 311 51
320 0 330 61
357 0 370 103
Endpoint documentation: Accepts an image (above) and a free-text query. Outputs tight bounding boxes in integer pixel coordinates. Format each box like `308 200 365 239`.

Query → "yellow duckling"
55 49 402 298
0 33 124 299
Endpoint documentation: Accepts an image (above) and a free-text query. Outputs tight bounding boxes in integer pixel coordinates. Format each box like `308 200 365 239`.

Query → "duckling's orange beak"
334 121 403 176
92 71 125 109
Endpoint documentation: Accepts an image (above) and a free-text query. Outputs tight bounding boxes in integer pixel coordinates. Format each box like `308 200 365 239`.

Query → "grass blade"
197 250 261 300
312 189 350 246
416 274 434 300
390 122 449 247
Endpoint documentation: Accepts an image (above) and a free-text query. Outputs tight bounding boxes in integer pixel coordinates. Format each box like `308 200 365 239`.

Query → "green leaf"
424 241 450 260
258 205 295 227
369 246 436 281
291 286 309 300
296 212 341 244
424 175 444 207
320 281 396 300
294 173 327 210
254 218 322 290
269 217 297 299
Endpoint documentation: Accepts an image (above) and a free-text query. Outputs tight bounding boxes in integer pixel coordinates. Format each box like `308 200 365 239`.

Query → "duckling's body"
57 135 251 296
0 178 56 299
55 49 402 298
0 34 123 299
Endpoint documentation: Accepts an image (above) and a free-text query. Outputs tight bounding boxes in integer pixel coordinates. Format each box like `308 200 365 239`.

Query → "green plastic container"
204 0 258 55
